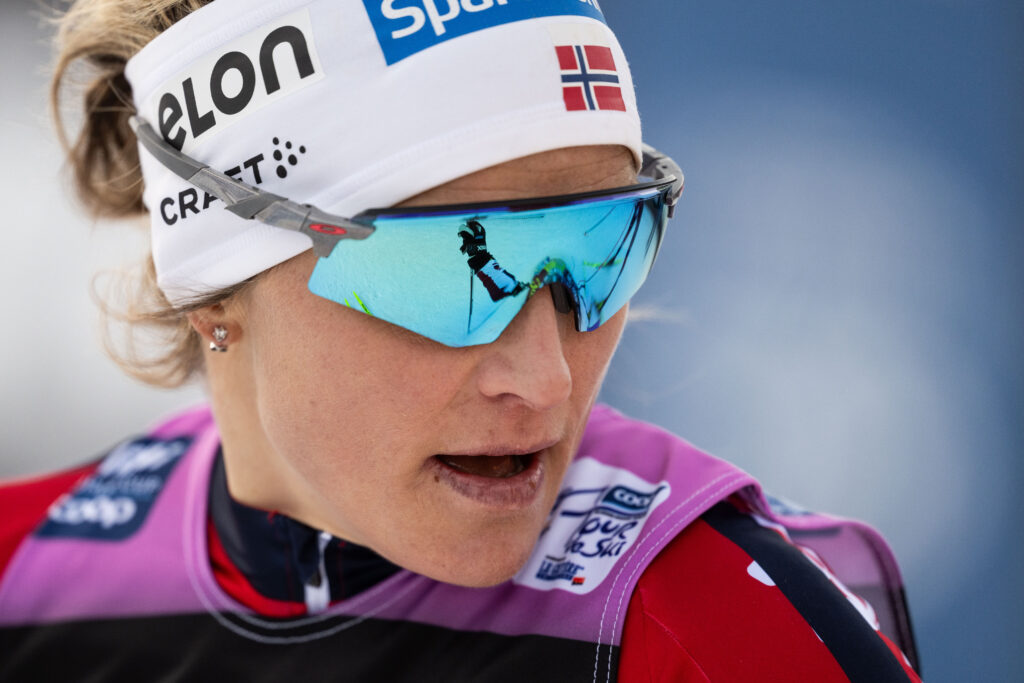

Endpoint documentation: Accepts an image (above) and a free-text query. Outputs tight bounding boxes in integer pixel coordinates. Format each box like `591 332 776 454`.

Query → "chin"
394 522 541 588
430 553 532 588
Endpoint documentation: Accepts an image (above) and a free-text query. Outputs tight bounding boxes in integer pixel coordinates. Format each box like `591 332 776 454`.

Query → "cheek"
565 307 627 398
248 289 465 476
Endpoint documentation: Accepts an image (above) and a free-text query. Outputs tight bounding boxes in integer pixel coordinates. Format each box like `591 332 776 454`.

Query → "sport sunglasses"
131 116 683 347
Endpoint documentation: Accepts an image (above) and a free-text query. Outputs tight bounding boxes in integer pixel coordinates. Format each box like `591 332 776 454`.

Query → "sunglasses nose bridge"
524 256 583 329
547 281 573 315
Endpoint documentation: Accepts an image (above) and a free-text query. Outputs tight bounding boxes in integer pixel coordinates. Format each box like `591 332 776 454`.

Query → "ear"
187 304 244 351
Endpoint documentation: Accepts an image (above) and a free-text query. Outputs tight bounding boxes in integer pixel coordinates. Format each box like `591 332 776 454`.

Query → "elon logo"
151 11 323 151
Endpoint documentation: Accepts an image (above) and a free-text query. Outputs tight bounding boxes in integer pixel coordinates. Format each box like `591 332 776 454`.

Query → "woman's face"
211 145 636 587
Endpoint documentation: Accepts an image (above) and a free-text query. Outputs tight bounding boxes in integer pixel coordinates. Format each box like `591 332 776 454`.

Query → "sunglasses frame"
130 116 683 260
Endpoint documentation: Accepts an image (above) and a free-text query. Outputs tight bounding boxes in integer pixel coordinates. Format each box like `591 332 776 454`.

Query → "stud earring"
210 326 228 352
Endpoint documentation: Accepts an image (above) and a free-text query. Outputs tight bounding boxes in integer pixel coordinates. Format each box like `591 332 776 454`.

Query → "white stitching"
600 475 750 682
590 471 751 683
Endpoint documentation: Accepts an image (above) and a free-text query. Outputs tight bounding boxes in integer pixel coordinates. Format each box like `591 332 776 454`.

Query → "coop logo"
514 459 670 594
145 9 323 153
561 484 665 561
363 0 606 64
47 495 137 530
37 436 192 541
596 485 660 518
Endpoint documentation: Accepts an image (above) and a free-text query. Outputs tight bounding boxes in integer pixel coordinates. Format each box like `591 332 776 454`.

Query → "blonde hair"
50 0 241 388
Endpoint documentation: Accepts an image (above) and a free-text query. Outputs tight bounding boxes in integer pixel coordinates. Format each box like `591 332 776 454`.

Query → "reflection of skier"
458 220 525 302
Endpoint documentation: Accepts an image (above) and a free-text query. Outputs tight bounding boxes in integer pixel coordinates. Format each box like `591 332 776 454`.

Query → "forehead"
397 145 637 208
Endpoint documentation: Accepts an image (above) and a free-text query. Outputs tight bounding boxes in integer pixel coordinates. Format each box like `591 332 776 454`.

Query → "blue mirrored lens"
307 186 668 346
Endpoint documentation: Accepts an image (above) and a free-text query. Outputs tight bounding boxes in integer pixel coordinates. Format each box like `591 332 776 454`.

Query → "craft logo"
38 437 191 541
516 458 670 594
363 0 606 65
144 9 323 153
555 43 625 112
157 136 307 226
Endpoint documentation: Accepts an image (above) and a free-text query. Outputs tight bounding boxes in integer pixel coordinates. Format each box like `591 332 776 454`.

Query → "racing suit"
0 405 921 681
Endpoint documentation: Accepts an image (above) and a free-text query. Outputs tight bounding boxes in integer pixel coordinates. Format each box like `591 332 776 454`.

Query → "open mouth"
434 452 535 479
428 443 552 508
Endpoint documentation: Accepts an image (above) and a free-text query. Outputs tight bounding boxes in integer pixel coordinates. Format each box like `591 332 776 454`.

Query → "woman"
0 0 922 680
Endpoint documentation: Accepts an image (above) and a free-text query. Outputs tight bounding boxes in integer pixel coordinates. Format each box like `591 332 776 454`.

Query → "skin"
191 144 636 587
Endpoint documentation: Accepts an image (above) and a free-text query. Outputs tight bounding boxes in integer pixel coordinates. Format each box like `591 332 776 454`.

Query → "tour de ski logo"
514 458 670 594
156 136 307 226
39 436 192 541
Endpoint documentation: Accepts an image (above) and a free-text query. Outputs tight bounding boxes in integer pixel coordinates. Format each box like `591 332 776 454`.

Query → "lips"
428 444 554 509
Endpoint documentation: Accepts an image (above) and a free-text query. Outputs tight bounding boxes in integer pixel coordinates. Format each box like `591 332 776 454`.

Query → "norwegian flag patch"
555 44 626 112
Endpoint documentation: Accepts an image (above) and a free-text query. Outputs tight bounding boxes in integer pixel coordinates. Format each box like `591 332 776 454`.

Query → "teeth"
436 453 529 478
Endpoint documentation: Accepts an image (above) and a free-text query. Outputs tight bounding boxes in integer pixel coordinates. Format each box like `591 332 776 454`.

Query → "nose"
474 288 573 411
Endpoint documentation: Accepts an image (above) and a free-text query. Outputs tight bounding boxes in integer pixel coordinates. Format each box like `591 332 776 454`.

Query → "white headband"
126 0 642 304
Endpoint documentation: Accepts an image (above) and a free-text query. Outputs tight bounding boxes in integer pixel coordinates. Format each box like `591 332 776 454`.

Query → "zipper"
303 531 332 614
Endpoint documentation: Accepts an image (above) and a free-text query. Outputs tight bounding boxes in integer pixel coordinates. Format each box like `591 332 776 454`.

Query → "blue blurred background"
599 2 1023 680
2 1 1021 680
